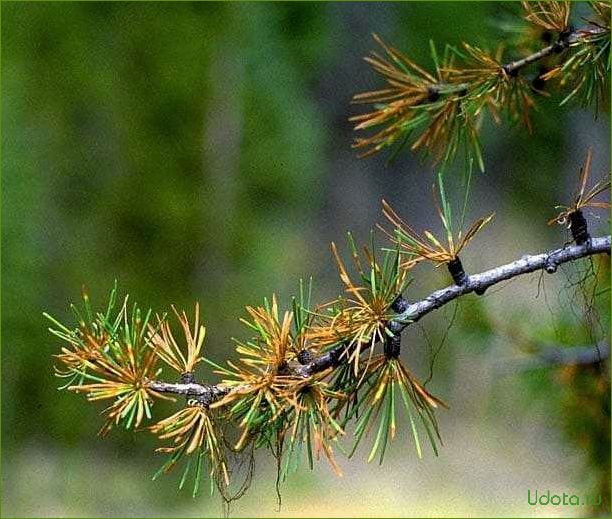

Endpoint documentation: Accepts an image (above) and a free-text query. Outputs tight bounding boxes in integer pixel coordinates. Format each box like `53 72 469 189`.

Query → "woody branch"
501 26 585 75
499 25 606 75
427 25 606 92
500 341 610 373
148 235 611 403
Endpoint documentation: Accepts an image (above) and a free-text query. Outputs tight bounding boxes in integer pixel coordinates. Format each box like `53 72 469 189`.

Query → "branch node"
447 257 468 286
180 372 195 385
297 349 314 365
191 393 211 408
329 346 343 367
502 64 520 78
553 26 574 53
474 284 487 296
391 294 409 313
384 332 401 358
544 258 558 274
426 86 441 103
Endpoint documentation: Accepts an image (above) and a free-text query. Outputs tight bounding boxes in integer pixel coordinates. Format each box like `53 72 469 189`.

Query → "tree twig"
538 341 609 365
438 26 604 85
533 341 609 366
498 341 610 373
501 28 582 76
149 235 610 403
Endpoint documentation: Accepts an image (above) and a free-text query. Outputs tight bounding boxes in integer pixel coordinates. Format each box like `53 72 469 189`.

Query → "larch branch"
148 235 611 404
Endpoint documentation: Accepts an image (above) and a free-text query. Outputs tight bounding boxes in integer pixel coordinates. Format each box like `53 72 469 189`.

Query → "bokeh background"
2 2 610 517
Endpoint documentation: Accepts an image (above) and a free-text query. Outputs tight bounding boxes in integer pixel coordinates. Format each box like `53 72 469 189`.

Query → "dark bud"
531 65 549 92
553 26 574 53
562 25 575 38
552 41 566 53
474 285 487 296
427 86 440 103
568 209 590 246
384 333 401 359
391 294 409 314
544 261 558 274
531 75 546 92
329 346 343 367
541 30 553 45
503 64 519 78
447 257 468 286
297 349 314 365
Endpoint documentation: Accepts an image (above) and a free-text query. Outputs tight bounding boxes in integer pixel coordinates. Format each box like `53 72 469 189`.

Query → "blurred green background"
2 2 610 517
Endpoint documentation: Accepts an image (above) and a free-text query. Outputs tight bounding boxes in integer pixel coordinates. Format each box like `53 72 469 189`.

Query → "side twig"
501 341 610 372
